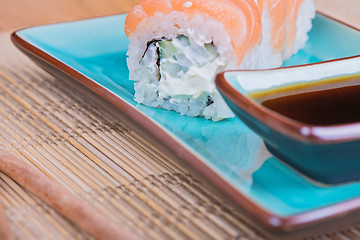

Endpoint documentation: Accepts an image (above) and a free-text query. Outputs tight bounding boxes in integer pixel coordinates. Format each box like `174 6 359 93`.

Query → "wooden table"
0 1 360 240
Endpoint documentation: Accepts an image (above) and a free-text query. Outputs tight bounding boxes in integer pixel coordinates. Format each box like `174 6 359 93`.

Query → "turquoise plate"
11 13 360 231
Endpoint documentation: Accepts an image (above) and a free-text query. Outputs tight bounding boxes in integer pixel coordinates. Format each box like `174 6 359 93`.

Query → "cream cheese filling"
158 57 223 98
148 35 225 100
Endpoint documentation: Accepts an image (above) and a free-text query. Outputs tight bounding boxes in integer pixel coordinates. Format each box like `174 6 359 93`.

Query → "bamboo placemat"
1 32 360 240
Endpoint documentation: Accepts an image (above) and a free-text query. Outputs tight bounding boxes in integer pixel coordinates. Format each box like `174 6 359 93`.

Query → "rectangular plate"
11 13 360 231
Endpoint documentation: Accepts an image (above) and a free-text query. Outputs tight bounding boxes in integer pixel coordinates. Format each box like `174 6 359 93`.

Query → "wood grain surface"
0 0 140 32
0 0 358 32
315 0 360 27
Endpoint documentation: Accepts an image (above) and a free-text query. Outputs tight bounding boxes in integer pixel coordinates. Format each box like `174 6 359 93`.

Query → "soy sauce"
261 84 360 125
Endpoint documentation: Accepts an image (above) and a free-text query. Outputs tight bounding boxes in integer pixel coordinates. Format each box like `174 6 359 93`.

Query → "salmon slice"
285 0 304 57
226 0 262 51
255 0 286 54
268 0 287 51
124 0 262 65
256 0 304 58
255 0 264 14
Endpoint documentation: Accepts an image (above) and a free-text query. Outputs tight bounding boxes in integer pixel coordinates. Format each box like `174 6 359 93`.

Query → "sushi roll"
125 0 315 121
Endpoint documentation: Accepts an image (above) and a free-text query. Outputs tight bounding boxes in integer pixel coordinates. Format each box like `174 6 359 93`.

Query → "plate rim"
10 11 360 232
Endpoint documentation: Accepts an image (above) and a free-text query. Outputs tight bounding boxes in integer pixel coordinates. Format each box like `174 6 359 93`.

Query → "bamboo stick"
0 200 15 240
0 147 137 240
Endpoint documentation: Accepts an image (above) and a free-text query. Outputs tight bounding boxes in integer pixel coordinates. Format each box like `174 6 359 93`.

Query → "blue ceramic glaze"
16 14 360 216
222 94 360 184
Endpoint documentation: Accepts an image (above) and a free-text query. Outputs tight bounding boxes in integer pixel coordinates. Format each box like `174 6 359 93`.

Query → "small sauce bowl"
216 56 360 184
